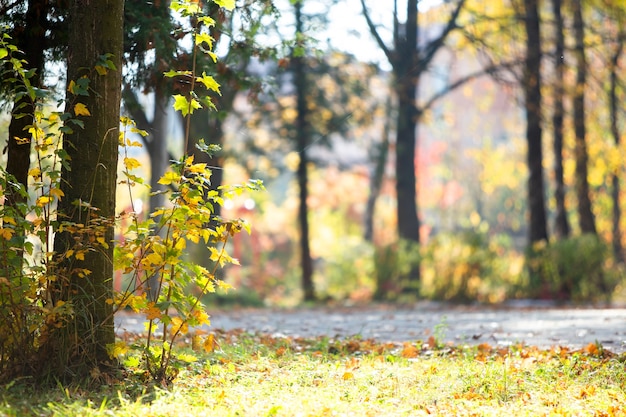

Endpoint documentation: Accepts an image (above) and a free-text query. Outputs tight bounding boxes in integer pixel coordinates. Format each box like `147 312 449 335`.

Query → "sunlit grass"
2 332 625 416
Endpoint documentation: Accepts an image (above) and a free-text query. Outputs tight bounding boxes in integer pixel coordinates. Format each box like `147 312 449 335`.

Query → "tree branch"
359 0 394 65
419 59 519 112
419 0 467 71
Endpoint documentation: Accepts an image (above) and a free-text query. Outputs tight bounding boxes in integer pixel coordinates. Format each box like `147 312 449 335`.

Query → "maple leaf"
144 302 161 320
196 72 221 94
158 171 181 185
172 94 202 116
73 102 91 117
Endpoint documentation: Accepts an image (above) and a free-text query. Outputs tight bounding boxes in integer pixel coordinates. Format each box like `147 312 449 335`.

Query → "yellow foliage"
170 316 188 335
36 196 51 207
0 228 15 240
123 157 141 170
106 341 129 359
73 102 91 117
158 171 181 185
144 302 162 320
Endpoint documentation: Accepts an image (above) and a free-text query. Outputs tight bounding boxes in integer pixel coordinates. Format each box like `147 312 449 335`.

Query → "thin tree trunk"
6 0 47 209
49 0 123 380
609 29 624 263
294 0 315 301
551 0 570 239
523 0 549 245
572 0 596 235
364 97 392 242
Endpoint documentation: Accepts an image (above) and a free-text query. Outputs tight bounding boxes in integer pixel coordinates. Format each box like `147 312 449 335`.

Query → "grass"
1 330 625 416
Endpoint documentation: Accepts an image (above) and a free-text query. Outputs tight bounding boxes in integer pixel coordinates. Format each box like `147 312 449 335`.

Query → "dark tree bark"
609 27 625 263
522 0 549 245
572 0 596 235
551 0 570 239
293 0 315 301
360 0 466 290
6 0 47 208
49 0 123 380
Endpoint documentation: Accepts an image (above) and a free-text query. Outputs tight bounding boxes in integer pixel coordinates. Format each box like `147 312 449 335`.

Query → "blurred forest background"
2 0 626 306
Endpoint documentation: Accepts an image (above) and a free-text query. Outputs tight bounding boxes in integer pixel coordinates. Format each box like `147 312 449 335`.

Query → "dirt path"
115 302 626 352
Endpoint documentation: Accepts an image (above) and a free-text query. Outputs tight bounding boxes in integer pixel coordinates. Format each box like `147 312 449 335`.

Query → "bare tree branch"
359 0 393 65
419 0 467 71
419 59 520 112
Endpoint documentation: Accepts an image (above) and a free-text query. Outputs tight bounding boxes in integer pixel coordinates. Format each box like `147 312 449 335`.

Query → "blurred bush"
524 234 623 302
420 230 512 303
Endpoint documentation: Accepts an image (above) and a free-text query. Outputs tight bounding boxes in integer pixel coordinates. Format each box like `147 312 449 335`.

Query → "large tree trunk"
48 0 123 380
551 0 570 239
393 0 421 289
523 0 548 245
572 0 596 235
294 0 315 301
5 0 47 209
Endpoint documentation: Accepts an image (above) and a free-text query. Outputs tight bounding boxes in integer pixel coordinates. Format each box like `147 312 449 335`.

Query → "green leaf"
0 48 8 59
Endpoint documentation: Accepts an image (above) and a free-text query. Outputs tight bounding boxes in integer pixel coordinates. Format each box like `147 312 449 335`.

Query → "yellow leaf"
192 309 211 326
74 102 91 117
106 341 129 359
342 372 354 381
2 216 16 226
65 249 75 259
0 228 14 240
94 65 107 76
196 73 220 94
28 167 41 179
214 0 235 11
96 236 109 249
75 251 85 261
36 196 51 207
188 162 207 174
144 252 163 266
203 333 216 353
158 171 181 185
67 80 76 93
49 188 64 199
171 317 189 335
144 302 161 320
124 157 141 170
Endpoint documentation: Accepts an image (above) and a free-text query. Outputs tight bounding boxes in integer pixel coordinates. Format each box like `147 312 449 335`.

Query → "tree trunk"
294 0 315 301
523 0 549 245
394 0 421 288
609 29 624 263
551 0 570 239
49 0 123 380
364 97 392 242
5 0 47 209
572 0 596 235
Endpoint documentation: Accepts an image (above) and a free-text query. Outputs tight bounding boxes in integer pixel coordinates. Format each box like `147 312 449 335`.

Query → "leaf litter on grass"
2 329 626 416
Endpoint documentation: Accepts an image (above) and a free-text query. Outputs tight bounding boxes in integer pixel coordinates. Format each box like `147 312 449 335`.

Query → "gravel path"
115 302 626 352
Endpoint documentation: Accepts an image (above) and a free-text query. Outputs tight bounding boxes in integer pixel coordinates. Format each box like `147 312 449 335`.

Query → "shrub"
420 230 507 303
526 234 621 302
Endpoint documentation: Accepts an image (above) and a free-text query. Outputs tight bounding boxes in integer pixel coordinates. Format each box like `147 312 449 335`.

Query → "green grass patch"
2 331 626 416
